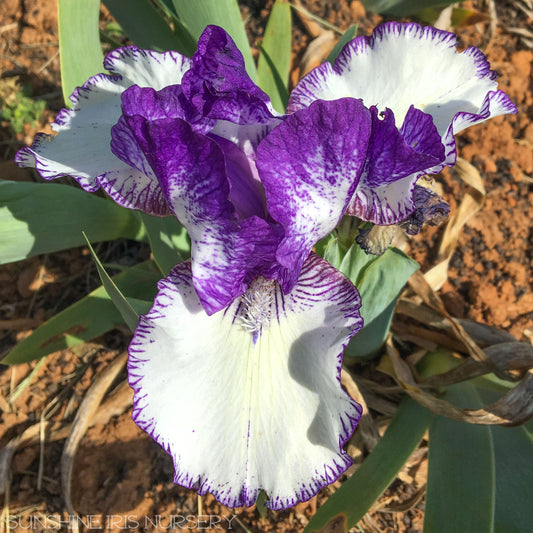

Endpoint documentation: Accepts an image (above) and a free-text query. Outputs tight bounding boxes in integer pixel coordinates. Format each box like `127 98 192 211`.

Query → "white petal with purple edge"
288 22 515 137
15 75 129 188
346 174 418 225
128 254 363 510
98 168 170 215
15 47 191 203
104 47 191 90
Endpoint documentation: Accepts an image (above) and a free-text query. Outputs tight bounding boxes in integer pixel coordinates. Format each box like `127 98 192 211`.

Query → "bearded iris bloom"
14 26 367 509
14 22 515 509
121 83 449 509
110 35 377 508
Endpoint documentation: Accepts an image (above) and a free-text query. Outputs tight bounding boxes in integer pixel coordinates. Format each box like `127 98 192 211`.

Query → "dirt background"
0 0 532 532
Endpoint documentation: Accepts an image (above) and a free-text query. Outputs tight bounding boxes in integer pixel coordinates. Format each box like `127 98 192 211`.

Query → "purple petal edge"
128 253 363 510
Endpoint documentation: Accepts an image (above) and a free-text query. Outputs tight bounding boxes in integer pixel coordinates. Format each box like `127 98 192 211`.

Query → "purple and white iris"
15 22 515 509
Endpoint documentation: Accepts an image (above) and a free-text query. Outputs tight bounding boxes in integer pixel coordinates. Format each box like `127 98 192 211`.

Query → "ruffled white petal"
15 75 129 187
104 47 191 90
439 89 518 167
128 254 362 509
16 48 191 195
289 22 513 134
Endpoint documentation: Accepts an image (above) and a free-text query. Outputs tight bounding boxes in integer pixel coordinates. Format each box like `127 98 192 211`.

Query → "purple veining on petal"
119 84 214 133
110 116 156 177
362 106 444 189
257 98 372 292
107 84 215 212
182 25 279 124
346 106 445 225
128 254 362 510
98 168 172 216
103 46 192 90
400 106 446 164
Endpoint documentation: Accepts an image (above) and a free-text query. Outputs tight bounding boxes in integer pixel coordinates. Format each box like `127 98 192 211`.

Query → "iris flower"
14 26 365 509
113 37 377 509
121 76 440 508
287 22 517 247
15 22 514 509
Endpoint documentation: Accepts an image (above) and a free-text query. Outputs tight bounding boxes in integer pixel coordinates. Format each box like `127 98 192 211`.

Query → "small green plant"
0 79 46 134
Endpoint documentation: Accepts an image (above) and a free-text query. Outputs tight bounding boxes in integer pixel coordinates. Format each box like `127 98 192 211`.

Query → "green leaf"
103 0 196 56
337 240 377 286
305 398 433 533
476 386 533 533
1 264 159 365
362 0 457 17
154 0 179 20
416 6 488 26
356 247 419 324
171 0 257 80
83 233 141 330
315 234 346 270
422 354 533 533
344 299 397 359
141 214 190 276
257 0 292 113
424 381 495 533
327 24 357 64
0 181 145 265
340 246 419 358
58 0 104 105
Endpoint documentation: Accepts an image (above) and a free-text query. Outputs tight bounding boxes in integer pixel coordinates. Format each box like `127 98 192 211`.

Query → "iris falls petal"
128 254 363 510
15 47 192 215
288 22 515 133
287 22 516 218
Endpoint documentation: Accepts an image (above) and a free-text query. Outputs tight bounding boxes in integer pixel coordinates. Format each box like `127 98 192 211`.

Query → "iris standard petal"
182 25 279 125
128 254 363 510
257 98 372 291
288 22 516 185
122 113 280 314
